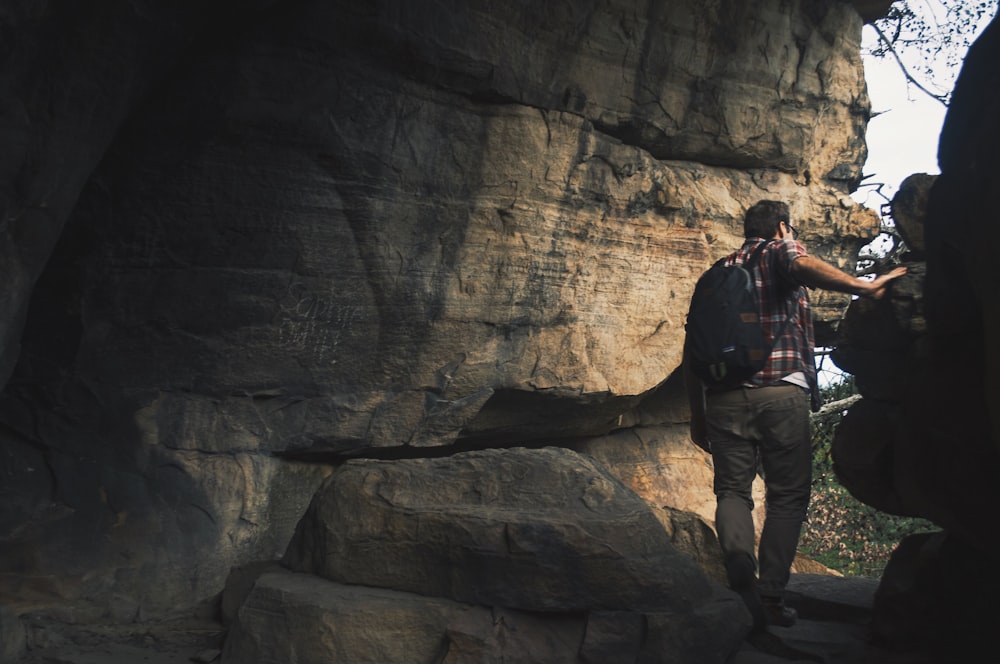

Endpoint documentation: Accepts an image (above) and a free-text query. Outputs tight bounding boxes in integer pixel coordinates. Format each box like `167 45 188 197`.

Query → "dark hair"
744 200 789 239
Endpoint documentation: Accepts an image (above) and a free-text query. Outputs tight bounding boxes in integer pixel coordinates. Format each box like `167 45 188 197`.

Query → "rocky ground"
728 574 933 664
9 573 942 664
10 617 224 664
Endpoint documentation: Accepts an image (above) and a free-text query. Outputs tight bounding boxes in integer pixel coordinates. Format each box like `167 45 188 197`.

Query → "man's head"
744 200 791 239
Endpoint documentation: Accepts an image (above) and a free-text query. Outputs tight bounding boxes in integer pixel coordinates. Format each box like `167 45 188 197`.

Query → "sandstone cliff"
20 0 999 662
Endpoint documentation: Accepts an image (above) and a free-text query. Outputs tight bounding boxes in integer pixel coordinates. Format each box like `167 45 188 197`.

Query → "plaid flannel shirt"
724 237 816 389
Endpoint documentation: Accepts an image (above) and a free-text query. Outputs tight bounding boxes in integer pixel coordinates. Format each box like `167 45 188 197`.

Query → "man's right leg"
755 385 812 627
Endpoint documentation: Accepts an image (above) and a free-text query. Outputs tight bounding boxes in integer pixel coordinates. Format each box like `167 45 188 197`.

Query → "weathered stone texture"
223 568 744 664
229 447 748 664
0 0 885 635
890 173 934 255
282 447 712 612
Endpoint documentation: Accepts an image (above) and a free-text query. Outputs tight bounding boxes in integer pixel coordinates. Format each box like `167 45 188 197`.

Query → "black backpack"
684 240 790 386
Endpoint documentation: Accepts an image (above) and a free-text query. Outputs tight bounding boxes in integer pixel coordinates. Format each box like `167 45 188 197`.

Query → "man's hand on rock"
861 266 908 300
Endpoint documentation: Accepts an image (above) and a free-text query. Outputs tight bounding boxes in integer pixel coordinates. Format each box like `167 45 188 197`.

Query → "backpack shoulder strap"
743 239 773 270
717 239 769 271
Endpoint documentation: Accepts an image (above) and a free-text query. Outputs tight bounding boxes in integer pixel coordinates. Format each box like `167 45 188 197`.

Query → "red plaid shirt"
724 237 815 389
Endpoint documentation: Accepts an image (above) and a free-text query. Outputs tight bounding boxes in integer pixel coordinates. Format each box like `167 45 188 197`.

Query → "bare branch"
810 394 863 422
870 23 950 106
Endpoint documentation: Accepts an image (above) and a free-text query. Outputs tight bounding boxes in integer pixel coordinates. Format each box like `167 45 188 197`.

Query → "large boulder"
282 447 715 612
229 446 748 663
223 568 743 664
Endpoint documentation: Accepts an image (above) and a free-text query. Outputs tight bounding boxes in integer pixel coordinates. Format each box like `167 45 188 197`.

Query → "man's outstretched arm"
790 255 907 300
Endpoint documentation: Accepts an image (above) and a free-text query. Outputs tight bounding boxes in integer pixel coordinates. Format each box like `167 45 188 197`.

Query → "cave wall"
0 0 887 620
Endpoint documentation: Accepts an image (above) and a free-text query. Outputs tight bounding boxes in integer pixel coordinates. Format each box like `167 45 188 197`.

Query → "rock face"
224 568 743 664
283 447 711 611
830 13 1000 659
0 0 897 658
889 173 933 256
225 447 746 664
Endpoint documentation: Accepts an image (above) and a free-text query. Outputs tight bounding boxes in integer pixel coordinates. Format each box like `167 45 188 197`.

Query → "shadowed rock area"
829 11 1000 662
2 0 997 662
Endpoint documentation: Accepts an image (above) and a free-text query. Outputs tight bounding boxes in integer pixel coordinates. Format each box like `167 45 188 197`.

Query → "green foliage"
798 377 938 577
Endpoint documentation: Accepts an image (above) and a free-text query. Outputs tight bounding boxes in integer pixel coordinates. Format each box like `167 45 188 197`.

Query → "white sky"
852 5 996 211
851 28 948 211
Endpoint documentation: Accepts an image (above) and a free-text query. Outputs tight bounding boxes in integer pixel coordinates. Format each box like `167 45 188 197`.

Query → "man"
685 199 906 630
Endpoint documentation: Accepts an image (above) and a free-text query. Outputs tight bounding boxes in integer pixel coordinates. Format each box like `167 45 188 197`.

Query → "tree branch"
870 23 950 107
810 394 863 422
